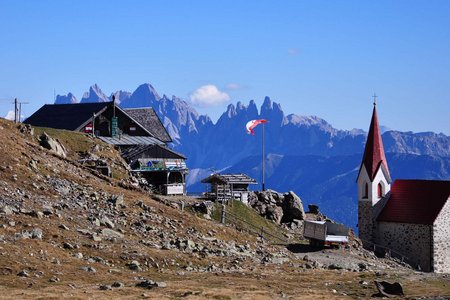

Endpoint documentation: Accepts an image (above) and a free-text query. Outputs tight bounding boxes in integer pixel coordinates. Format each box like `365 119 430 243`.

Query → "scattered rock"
127 260 141 271
135 280 157 289
99 215 115 229
99 285 112 290
30 228 43 239
108 195 124 207
328 264 343 270
17 270 30 277
308 204 320 214
80 266 96 273
49 277 60 283
192 201 214 216
101 228 123 239
63 242 74 250
374 281 404 297
0 205 13 215
42 205 53 215
59 224 70 230
38 132 67 158
112 282 124 288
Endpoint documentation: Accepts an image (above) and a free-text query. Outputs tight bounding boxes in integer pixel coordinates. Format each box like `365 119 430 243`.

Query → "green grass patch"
212 200 289 244
33 126 95 156
31 126 129 180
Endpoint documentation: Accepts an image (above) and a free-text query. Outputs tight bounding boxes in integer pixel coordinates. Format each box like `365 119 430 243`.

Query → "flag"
246 119 267 135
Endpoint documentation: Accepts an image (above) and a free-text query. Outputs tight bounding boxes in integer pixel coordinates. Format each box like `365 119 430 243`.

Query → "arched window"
377 182 383 198
363 182 368 199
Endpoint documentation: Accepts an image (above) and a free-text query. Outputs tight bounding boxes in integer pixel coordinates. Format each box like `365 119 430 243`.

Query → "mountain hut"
24 102 188 195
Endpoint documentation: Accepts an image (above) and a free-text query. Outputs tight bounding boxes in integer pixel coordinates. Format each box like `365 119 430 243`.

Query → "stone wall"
358 200 373 243
433 199 450 273
376 222 432 271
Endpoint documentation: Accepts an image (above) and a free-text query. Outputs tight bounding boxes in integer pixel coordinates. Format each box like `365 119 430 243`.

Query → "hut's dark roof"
124 108 172 143
24 102 109 130
201 173 257 184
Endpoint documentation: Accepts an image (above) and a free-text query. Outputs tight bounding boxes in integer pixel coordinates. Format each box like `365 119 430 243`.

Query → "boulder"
108 195 124 207
192 201 214 215
39 132 67 158
30 228 43 239
266 205 284 224
0 205 13 215
308 204 320 214
101 228 123 239
282 191 305 222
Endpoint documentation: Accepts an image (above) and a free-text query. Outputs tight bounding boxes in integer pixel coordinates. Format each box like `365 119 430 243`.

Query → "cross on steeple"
372 93 378 106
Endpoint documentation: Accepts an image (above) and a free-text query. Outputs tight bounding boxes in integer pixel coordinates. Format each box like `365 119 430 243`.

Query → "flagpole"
262 123 265 191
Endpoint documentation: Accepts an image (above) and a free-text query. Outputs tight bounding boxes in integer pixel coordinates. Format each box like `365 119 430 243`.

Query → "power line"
12 98 29 123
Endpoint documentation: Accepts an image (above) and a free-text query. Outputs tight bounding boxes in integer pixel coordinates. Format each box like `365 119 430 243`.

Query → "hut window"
363 182 368 199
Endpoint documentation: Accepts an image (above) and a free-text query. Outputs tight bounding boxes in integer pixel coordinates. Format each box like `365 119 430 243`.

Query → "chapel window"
377 182 383 198
363 182 368 199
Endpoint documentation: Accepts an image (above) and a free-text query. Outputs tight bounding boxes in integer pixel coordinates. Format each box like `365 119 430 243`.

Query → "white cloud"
288 48 300 55
225 83 242 90
189 84 231 107
4 110 15 121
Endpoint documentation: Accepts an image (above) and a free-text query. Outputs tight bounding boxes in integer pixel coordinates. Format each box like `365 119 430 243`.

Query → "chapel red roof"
377 179 450 225
358 105 390 182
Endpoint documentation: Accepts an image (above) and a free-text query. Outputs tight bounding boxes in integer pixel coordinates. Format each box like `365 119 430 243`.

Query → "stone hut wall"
375 222 432 271
433 199 450 273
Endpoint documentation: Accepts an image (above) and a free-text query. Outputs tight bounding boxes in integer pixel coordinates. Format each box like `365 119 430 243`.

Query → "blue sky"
0 0 449 134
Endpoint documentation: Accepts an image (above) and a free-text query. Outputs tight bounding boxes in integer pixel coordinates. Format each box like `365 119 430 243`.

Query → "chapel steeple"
359 100 391 183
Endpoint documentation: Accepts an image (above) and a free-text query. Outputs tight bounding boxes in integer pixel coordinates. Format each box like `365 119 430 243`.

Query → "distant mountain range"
55 83 450 227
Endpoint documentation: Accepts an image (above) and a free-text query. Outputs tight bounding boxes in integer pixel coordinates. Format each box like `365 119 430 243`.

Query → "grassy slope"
32 126 129 180
211 200 290 244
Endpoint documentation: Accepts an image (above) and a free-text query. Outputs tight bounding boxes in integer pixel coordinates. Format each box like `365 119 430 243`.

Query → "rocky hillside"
0 118 449 298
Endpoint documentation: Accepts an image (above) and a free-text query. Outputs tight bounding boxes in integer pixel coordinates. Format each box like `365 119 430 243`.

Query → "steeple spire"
359 99 391 182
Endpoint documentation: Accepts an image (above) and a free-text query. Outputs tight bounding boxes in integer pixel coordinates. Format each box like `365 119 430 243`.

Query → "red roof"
358 105 390 182
377 179 450 225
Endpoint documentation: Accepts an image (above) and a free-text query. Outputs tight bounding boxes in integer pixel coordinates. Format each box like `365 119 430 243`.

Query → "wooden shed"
201 173 257 203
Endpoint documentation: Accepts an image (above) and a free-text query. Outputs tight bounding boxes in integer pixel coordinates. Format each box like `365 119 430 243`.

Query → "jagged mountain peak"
248 100 258 116
54 92 78 104
80 84 109 103
225 103 237 117
260 97 284 125
285 114 329 127
109 90 131 105
120 83 161 108
236 101 245 111
261 96 273 111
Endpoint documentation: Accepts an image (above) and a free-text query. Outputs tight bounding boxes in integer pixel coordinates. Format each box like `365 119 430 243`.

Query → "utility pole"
262 122 265 191
14 98 18 123
18 101 29 122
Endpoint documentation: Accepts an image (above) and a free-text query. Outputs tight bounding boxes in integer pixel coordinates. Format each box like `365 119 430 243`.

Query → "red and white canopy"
245 119 267 135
